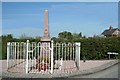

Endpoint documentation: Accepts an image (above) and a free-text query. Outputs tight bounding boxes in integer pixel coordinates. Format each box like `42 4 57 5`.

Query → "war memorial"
1 9 118 79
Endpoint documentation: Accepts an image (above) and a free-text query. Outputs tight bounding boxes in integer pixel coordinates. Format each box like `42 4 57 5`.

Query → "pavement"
0 60 119 78
70 63 119 78
53 60 119 78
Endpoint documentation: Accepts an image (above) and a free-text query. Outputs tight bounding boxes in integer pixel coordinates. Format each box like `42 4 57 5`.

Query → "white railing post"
7 42 10 69
75 42 81 70
26 40 29 74
51 40 53 74
14 42 16 65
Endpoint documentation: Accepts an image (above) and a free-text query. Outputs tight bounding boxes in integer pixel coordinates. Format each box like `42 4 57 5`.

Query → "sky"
1 0 120 2
2 2 118 38
0 2 2 36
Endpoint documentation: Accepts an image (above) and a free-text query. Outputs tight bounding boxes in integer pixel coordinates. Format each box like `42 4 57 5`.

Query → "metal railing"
7 40 80 74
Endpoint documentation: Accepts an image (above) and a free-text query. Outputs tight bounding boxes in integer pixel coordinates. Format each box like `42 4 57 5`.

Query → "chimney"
109 25 113 30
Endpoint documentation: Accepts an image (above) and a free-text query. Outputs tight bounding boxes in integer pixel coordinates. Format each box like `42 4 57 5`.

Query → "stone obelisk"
40 10 51 62
41 9 51 42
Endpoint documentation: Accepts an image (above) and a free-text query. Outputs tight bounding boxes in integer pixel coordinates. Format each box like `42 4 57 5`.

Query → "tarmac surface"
0 60 118 78
70 63 118 78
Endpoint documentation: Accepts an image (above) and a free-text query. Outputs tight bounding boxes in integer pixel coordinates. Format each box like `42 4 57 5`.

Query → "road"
70 63 119 78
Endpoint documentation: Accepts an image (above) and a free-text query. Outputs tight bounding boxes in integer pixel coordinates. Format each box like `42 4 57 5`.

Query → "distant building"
101 26 120 37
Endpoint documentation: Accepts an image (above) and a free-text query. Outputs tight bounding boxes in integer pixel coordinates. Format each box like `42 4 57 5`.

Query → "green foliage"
2 34 13 60
0 41 2 60
58 31 73 42
54 31 119 60
1 33 119 60
80 37 119 60
1 34 40 60
73 32 82 41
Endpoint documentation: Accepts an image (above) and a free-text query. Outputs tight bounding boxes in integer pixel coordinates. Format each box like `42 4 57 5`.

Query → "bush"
80 37 119 60
2 34 119 60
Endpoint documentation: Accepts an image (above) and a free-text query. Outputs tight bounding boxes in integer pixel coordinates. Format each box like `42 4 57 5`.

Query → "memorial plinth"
41 37 51 42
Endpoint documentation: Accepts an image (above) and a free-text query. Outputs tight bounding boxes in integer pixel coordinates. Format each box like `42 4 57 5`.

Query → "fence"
7 42 26 73
7 40 80 74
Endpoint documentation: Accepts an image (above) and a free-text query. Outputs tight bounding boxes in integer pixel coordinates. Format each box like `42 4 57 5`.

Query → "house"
101 26 120 37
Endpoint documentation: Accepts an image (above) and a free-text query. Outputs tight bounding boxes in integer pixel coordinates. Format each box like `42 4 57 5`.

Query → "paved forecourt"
0 60 118 78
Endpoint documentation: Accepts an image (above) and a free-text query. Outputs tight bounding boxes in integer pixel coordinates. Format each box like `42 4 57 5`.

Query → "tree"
7 34 13 39
58 31 73 42
78 32 82 38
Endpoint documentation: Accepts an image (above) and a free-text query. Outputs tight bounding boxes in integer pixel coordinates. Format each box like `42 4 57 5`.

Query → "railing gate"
26 40 53 74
